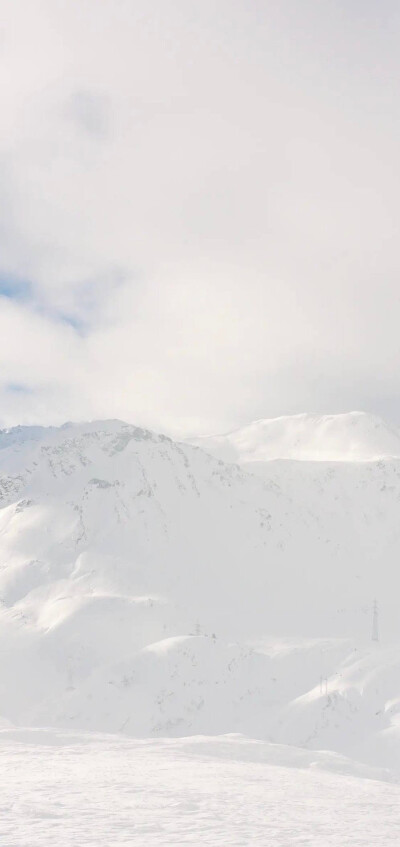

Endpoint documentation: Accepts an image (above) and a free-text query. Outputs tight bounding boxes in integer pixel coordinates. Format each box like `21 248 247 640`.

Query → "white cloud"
1 0 400 434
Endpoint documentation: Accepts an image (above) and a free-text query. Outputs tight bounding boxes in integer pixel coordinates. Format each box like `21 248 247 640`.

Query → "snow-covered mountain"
1 416 400 771
189 411 400 463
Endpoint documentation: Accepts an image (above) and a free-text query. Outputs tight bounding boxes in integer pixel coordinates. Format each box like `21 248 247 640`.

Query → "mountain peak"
189 411 400 463
0 419 163 452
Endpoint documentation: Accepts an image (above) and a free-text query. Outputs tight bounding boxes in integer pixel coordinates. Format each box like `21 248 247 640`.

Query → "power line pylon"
372 598 379 643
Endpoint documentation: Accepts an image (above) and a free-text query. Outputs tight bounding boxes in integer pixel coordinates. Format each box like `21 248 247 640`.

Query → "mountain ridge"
1 416 400 771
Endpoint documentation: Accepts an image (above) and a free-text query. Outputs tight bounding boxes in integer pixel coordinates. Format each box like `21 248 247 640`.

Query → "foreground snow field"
1 730 399 847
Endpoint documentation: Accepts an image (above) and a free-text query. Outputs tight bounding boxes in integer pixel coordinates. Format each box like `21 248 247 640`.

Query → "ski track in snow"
0 732 399 847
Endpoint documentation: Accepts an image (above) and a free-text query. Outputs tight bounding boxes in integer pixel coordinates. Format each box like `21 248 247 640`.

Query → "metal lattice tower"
372 598 379 642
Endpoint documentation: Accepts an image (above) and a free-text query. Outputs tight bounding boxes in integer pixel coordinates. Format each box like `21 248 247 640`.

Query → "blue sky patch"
58 312 88 334
5 383 32 394
0 274 32 300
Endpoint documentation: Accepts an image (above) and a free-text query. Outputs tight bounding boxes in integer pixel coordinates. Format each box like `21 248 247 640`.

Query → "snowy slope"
1 731 398 847
189 411 400 463
1 419 400 770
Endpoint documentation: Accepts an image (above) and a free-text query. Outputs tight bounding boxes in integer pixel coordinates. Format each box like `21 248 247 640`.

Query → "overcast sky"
0 0 400 436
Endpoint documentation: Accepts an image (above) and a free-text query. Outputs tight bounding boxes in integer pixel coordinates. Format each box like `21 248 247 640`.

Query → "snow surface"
1 730 399 846
1 416 400 782
189 411 400 463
